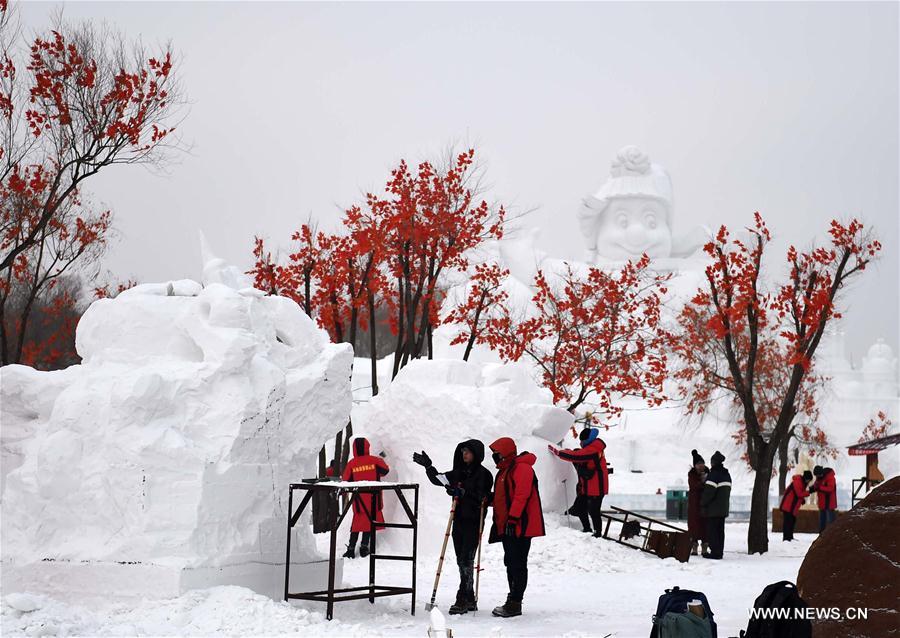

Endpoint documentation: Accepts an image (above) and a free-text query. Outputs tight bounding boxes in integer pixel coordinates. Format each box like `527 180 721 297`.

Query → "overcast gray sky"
20 1 900 360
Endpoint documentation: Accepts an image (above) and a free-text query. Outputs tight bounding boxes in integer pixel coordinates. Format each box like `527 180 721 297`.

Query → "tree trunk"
748 447 775 554
368 291 379 396
303 272 312 316
392 276 405 379
777 431 791 497
462 292 487 362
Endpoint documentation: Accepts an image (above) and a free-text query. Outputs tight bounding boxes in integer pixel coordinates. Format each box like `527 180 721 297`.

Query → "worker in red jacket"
487 437 544 618
547 427 608 536
779 470 813 541
341 437 390 558
811 465 837 532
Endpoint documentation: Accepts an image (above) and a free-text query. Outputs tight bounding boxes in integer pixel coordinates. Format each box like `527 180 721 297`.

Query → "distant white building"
816 330 900 486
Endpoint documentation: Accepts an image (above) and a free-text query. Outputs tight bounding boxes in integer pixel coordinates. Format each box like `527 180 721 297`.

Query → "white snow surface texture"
1 280 353 572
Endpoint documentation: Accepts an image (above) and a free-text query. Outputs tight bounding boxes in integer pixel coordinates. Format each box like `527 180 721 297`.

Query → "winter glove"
446 486 465 498
412 451 433 468
808 486 817 493
547 445 560 457
504 517 519 537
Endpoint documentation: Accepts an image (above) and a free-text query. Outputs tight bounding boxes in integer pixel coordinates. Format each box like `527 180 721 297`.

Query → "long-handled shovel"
425 497 458 611
473 499 488 610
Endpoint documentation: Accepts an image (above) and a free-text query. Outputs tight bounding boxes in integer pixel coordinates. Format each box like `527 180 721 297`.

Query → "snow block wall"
1 280 353 601
352 358 574 552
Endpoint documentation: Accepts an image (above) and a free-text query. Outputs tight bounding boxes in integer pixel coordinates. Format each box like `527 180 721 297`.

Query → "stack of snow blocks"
1 280 353 601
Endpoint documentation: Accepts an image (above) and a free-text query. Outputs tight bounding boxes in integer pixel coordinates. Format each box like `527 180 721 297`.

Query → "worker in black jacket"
413 439 493 614
700 450 731 560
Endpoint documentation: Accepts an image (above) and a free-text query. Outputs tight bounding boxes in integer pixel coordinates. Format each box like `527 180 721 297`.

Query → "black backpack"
741 581 812 638
650 586 717 638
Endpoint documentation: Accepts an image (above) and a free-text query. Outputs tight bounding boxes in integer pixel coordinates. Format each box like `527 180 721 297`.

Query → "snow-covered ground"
2 517 813 638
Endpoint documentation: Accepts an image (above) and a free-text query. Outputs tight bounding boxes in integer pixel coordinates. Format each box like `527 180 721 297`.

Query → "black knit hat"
802 470 813 482
691 449 705 465
711 450 726 466
813 465 824 477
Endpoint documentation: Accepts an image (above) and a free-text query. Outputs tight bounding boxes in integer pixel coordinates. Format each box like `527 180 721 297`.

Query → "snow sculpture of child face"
595 196 672 260
578 146 678 262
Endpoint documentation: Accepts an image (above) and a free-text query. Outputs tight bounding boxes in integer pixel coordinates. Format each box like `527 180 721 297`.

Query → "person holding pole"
413 439 493 614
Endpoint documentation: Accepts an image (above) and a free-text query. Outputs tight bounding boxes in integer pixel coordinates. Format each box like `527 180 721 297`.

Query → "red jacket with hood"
488 437 545 542
556 438 608 497
341 437 390 532
814 468 837 511
780 474 811 516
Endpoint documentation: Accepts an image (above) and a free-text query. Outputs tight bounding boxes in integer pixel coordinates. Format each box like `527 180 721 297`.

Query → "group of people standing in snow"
338 427 607 618
686 449 733 559
778 465 838 540
687 449 840 557
339 431 840 615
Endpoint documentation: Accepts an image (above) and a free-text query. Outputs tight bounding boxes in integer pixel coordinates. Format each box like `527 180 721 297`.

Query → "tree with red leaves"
672 213 881 554
0 6 183 277
481 256 671 417
0 182 111 366
858 410 894 443
249 149 506 393
445 261 509 361
375 150 505 377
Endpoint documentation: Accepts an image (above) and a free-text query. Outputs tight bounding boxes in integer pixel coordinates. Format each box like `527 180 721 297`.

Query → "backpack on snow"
650 587 717 638
740 581 812 638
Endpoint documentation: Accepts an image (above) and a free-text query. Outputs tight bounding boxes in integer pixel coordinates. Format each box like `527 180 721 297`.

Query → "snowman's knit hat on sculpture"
587 145 674 214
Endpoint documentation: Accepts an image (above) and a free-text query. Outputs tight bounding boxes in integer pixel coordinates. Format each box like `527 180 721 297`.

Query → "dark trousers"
575 495 604 532
705 517 725 559
348 531 373 550
783 511 796 541
452 517 480 599
501 536 532 602
819 509 836 532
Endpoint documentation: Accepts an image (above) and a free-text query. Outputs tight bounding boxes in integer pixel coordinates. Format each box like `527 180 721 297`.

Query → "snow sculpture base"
1 280 353 601
2 558 338 603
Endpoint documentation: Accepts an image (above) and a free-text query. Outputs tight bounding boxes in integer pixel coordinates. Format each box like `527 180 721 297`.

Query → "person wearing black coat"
700 450 731 560
413 439 493 615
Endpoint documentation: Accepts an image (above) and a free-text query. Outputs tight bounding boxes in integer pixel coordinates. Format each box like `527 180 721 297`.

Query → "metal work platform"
284 480 419 620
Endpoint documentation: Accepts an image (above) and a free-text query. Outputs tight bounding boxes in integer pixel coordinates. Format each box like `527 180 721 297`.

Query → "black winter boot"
448 592 469 615
342 545 355 559
359 543 370 558
492 597 522 617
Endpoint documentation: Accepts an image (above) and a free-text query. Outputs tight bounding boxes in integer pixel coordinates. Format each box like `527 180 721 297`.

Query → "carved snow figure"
578 145 706 262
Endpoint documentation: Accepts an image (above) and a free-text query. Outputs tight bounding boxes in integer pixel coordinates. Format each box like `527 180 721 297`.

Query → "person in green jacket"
700 450 731 560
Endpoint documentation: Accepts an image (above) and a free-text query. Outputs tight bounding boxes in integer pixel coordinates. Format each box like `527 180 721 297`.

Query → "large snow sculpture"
1 271 353 600
578 145 707 262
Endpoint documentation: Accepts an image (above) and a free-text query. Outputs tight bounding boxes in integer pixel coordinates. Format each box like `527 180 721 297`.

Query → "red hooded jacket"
341 437 390 532
780 474 811 516
488 437 545 542
556 438 608 497
814 469 837 511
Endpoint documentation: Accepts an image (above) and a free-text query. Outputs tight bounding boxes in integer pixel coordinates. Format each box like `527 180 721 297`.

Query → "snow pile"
1 277 353 600
351 358 574 552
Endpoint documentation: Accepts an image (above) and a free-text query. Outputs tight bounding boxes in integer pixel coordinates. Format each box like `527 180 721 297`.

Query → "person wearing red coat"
488 437 544 618
547 427 608 536
687 449 708 555
779 470 813 541
341 437 390 558
811 465 837 532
